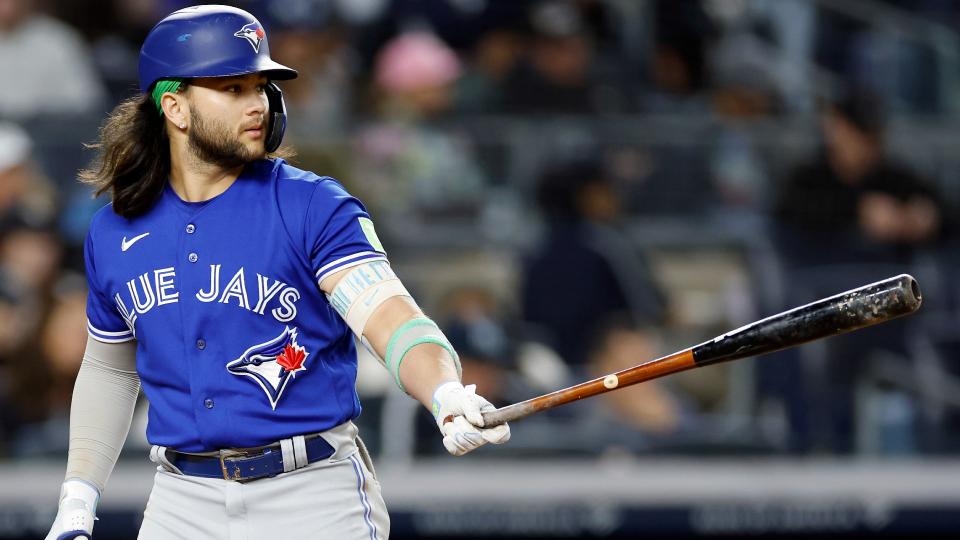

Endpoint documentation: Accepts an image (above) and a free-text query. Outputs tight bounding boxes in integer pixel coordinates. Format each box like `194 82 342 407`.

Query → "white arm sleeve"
64 335 140 493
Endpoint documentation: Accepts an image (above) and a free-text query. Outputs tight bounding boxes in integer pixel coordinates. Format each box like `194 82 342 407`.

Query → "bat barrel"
691 274 921 367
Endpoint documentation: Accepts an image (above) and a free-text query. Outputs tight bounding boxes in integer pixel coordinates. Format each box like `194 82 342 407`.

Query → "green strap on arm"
385 317 461 392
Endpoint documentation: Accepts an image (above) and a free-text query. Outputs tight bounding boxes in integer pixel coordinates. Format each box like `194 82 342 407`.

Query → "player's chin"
240 137 267 158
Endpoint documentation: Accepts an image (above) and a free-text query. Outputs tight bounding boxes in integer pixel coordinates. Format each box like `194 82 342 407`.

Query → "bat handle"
481 403 530 427
437 410 512 428
437 412 506 429
442 407 520 428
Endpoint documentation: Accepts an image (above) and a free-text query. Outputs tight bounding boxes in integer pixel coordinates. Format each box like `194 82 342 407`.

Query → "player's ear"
161 91 188 131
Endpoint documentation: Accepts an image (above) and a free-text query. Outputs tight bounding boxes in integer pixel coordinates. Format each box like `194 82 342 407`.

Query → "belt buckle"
219 451 246 481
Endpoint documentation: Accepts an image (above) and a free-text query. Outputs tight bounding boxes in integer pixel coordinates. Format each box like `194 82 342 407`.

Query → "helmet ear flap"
264 82 287 153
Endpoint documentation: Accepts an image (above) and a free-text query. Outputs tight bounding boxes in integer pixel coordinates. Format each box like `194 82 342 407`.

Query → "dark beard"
187 109 264 168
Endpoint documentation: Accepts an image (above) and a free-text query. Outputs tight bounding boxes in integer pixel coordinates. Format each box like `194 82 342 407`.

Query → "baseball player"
45 5 510 539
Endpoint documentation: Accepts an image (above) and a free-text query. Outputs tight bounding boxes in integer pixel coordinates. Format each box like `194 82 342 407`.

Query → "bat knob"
902 274 922 309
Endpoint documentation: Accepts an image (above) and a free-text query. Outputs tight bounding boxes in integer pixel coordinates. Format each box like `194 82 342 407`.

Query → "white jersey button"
186 223 196 234
196 339 206 350
203 399 214 409
188 252 198 263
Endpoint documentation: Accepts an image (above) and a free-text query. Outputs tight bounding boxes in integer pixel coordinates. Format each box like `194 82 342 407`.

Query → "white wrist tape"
327 260 411 337
53 478 100 535
60 478 100 515
385 317 461 392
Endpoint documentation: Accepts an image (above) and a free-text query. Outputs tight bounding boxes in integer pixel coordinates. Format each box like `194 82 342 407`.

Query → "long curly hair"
79 94 170 219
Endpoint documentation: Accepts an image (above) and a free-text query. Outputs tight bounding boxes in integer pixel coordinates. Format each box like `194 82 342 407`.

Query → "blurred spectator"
591 326 677 433
644 0 815 114
0 122 58 223
500 0 620 114
699 0 806 211
455 25 525 114
703 0 816 114
375 0 529 53
0 0 107 119
350 31 487 234
259 6 356 137
774 87 946 266
7 273 86 457
0 210 64 299
0 122 33 212
765 86 946 454
706 10 782 211
0 210 64 367
707 124 771 211
78 0 164 104
747 0 817 113
0 209 54 428
626 1 715 217
639 0 714 115
615 137 717 219
372 31 461 119
0 124 63 297
569 0 623 59
573 324 691 453
520 157 666 371
813 0 944 113
706 6 783 118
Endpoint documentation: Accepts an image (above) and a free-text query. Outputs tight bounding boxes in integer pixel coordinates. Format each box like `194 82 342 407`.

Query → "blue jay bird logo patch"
227 327 310 409
234 22 265 52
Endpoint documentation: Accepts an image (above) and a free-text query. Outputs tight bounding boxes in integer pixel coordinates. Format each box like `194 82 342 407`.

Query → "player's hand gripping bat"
481 274 922 427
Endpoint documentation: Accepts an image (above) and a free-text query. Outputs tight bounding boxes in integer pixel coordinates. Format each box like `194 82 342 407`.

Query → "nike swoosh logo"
362 290 380 307
121 232 150 252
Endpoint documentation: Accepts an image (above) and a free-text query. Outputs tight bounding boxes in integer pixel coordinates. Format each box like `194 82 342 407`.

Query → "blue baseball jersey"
83 159 387 452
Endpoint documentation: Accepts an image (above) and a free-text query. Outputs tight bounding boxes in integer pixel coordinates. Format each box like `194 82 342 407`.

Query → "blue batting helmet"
139 4 297 92
139 5 298 151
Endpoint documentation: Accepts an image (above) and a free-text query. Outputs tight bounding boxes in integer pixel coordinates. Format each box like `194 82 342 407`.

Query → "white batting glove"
45 479 99 540
432 381 511 456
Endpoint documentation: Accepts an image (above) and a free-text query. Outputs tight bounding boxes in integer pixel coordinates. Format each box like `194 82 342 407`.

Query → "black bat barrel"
691 274 922 367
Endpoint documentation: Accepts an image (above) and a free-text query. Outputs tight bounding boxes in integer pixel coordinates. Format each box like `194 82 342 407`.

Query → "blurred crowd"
3 0 960 461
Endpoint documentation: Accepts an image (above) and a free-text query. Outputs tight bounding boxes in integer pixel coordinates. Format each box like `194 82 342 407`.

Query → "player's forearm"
396 343 460 408
65 337 140 492
362 296 460 407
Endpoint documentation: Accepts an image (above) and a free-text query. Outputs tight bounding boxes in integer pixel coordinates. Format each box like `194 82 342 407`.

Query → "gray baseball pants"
137 422 389 539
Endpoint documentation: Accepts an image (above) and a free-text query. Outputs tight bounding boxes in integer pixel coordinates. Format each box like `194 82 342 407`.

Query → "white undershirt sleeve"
64 335 140 493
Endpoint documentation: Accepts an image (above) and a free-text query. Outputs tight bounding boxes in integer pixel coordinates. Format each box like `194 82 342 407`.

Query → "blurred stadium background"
2 0 960 538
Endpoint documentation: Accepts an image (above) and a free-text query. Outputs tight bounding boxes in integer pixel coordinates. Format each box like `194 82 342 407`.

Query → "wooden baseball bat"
481 273 922 427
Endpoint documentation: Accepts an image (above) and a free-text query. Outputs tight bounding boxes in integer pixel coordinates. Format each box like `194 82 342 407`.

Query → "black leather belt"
166 436 335 482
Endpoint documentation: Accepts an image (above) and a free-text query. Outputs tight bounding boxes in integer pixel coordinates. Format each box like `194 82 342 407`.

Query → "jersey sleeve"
306 179 388 286
84 226 135 343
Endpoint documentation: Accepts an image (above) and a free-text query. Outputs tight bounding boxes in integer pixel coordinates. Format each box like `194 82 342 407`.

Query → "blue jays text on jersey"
83 159 387 452
112 263 303 328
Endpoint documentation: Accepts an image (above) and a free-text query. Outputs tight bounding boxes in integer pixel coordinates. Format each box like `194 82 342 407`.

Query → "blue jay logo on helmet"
227 326 310 409
234 22 265 53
